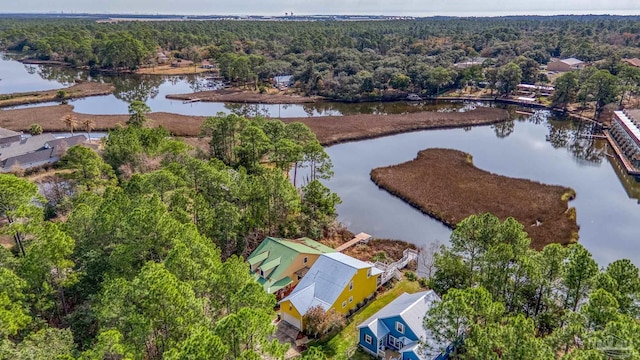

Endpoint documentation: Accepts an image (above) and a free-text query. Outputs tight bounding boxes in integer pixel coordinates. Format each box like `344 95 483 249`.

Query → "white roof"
615 111 640 146
324 252 375 269
560 57 584 66
517 84 555 91
358 291 446 360
280 253 377 315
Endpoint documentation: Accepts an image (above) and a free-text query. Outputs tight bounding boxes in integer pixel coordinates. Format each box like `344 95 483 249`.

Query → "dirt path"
370 148 579 250
0 105 509 146
0 82 115 108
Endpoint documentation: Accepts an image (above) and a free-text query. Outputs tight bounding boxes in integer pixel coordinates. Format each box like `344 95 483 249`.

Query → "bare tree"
418 241 441 280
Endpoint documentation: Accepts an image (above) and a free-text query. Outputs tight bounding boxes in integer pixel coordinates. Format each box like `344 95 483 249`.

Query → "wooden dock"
336 232 372 252
182 98 202 104
603 130 640 176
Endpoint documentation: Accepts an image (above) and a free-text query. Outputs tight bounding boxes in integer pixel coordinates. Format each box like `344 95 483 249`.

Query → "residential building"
156 52 169 64
546 58 585 72
200 59 217 69
358 291 451 360
279 252 383 330
608 110 640 170
248 237 335 300
516 83 555 97
0 134 86 173
623 58 640 68
273 75 294 89
0 128 21 145
453 57 488 69
170 60 194 68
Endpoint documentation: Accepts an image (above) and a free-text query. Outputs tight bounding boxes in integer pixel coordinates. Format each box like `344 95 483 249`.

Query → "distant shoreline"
0 13 639 21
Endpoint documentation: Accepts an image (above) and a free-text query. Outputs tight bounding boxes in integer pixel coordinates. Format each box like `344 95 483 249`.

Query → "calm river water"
2 54 640 267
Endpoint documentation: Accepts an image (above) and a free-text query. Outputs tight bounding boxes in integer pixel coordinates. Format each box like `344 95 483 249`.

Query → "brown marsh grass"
0 105 508 146
370 148 579 250
0 82 115 108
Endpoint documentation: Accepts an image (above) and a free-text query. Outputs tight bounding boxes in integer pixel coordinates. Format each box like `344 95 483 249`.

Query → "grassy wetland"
370 148 579 249
0 104 508 144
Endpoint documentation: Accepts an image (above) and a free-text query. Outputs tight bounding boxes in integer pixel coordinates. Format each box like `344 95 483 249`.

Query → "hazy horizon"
0 0 638 17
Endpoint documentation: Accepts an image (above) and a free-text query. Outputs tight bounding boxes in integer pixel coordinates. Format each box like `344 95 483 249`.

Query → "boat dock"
182 98 202 104
335 232 372 252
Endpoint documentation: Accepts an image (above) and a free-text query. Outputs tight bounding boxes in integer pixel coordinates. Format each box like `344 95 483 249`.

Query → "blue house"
357 290 450 360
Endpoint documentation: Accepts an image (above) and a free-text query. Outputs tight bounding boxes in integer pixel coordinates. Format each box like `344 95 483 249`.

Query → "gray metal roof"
0 127 20 140
0 134 87 172
280 253 375 315
2 148 54 172
47 135 87 149
357 290 445 360
323 252 374 269
0 134 55 161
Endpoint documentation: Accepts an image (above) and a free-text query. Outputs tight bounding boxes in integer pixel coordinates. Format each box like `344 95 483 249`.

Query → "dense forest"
1 17 640 101
0 107 341 359
423 213 640 359
2 16 640 359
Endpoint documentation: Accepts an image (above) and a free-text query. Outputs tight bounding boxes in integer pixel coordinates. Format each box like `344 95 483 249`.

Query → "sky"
0 0 638 16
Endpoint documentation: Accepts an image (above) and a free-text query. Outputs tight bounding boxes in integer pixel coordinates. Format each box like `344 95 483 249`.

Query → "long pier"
335 232 372 252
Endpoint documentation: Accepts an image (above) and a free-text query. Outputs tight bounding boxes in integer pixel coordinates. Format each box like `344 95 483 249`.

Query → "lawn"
311 278 424 359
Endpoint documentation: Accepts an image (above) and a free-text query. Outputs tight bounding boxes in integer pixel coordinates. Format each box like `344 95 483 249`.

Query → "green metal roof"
247 237 335 293
248 251 269 266
279 237 336 254
269 277 293 293
260 257 281 272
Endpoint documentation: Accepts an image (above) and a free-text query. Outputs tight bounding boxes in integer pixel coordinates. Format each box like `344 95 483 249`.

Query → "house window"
342 301 347 308
396 322 405 334
303 256 308 264
349 281 354 291
367 268 371 278
365 334 373 345
349 296 353 303
389 335 398 349
259 269 265 278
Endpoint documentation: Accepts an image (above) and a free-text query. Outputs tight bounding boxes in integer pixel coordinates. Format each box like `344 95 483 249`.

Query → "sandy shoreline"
370 148 579 250
0 105 509 146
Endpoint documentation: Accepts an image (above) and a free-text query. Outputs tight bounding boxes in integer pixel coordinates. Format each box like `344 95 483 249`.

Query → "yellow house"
248 237 335 300
278 252 383 330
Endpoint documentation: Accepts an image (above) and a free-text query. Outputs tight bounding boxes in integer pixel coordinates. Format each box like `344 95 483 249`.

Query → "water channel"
2 54 640 267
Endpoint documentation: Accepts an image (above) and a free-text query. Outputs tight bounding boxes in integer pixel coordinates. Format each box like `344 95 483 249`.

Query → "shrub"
29 123 43 135
371 251 388 263
405 271 417 282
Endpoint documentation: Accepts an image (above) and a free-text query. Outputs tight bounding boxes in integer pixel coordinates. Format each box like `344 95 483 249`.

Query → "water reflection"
545 116 605 165
607 152 640 202
324 112 640 267
110 76 163 103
